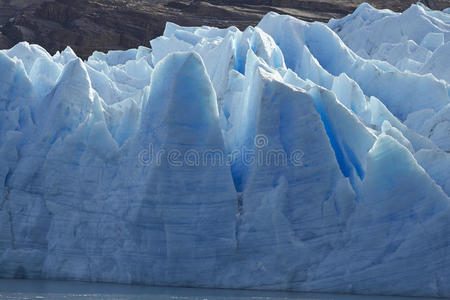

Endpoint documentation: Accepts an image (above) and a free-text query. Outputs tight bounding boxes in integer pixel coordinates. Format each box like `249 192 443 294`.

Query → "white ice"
0 3 449 298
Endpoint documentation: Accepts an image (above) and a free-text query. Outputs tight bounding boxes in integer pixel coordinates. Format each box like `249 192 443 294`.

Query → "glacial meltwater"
0 279 440 300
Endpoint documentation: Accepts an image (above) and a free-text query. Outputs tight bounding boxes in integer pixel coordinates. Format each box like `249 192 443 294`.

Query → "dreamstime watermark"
138 134 304 168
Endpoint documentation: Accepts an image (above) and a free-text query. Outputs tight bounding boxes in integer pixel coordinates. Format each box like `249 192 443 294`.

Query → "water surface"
0 279 438 300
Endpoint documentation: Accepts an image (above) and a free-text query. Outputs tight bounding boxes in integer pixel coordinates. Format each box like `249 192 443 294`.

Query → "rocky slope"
0 0 449 59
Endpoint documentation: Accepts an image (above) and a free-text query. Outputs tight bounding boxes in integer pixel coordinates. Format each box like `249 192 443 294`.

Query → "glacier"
0 2 449 298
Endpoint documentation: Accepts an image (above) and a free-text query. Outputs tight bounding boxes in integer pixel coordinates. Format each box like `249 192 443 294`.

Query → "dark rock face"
0 0 449 58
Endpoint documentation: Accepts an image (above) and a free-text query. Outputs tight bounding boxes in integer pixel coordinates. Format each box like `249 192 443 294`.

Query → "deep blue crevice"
343 141 365 180
313 94 352 178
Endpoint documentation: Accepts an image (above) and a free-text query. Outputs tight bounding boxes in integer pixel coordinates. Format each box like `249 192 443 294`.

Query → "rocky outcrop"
0 0 449 59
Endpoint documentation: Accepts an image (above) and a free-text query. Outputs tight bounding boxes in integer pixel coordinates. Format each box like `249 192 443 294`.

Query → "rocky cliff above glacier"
1 0 449 59
0 3 449 298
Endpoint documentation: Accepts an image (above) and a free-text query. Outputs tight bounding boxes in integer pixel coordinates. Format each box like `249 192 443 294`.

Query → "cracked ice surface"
0 3 449 298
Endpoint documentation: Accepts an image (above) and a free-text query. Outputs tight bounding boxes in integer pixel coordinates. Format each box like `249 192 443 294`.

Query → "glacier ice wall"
0 3 449 298
328 2 450 152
